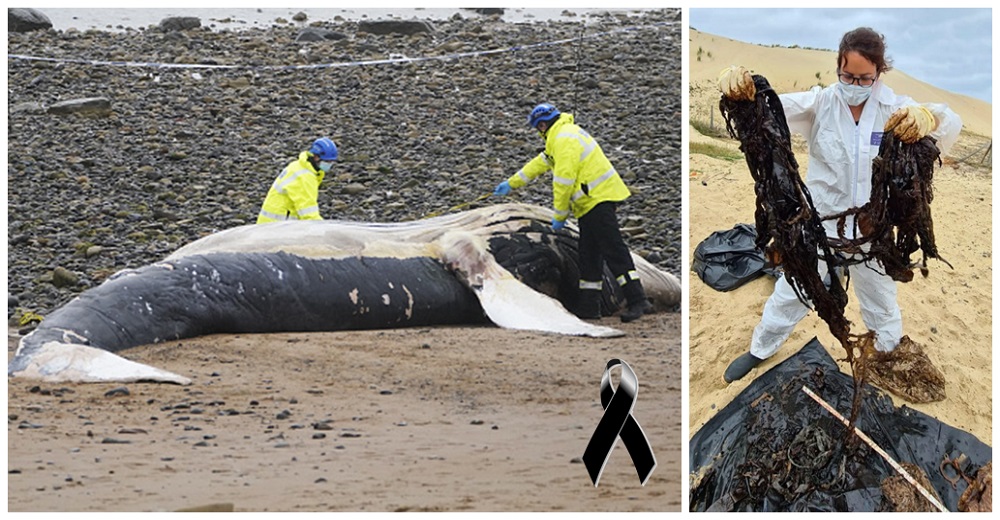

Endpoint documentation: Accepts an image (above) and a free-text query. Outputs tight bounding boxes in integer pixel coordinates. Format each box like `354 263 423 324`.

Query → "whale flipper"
9 338 192 384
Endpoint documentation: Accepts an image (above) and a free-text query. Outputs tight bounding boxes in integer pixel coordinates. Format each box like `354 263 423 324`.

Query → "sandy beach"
8 313 681 512
687 29 992 447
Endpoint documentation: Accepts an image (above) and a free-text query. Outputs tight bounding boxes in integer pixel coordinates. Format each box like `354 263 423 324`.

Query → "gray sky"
690 8 992 103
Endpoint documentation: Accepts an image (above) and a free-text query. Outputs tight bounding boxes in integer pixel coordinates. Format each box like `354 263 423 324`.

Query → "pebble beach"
7 8 683 318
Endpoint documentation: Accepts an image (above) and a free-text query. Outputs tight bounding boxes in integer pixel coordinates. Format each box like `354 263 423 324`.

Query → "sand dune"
689 30 992 138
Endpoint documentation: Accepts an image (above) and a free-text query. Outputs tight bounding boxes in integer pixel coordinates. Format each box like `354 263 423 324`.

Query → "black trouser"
578 201 644 303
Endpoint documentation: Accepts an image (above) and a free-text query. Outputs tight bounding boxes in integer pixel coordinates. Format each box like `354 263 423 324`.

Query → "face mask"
319 161 333 173
838 82 872 106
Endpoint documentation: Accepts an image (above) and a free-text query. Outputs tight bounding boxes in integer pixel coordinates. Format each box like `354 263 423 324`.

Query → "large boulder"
465 8 504 15
295 28 348 42
159 16 201 32
357 20 434 36
47 97 113 117
9 8 52 32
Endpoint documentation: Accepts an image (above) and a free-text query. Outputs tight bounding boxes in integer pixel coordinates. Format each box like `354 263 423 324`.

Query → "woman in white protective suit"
718 27 962 383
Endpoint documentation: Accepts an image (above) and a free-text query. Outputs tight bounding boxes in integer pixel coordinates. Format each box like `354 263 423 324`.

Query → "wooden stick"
801 385 948 512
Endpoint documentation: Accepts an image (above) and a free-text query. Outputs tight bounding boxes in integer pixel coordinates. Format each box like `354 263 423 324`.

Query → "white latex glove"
717 65 756 101
885 105 937 144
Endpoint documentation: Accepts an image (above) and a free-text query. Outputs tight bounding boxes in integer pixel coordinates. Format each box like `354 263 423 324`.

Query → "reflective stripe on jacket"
506 113 630 220
256 151 326 224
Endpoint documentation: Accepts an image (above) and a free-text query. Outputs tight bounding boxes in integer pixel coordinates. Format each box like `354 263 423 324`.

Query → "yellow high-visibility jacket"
506 113 630 221
257 151 325 224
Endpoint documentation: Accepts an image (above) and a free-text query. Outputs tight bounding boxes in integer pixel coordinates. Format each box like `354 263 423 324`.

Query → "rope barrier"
7 21 678 71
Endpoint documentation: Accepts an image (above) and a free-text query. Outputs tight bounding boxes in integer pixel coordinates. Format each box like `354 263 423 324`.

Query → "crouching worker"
257 137 338 223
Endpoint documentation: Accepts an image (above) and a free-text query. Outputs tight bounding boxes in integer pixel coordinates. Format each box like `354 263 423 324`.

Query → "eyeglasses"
837 71 877 88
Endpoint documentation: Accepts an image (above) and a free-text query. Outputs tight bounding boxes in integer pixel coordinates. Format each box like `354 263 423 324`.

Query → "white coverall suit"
749 81 962 359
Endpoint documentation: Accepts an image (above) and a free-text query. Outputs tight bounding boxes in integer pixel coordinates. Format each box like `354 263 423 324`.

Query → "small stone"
343 183 367 195
104 387 130 398
51 267 79 288
313 421 334 431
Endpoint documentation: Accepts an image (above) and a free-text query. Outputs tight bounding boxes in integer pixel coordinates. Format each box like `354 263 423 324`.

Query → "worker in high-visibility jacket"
257 137 338 224
493 103 653 323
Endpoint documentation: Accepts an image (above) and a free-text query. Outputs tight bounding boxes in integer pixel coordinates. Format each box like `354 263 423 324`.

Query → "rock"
47 98 113 117
104 387 130 398
10 102 45 114
159 17 201 32
223 77 251 89
295 28 348 42
466 8 504 15
85 246 104 258
8 8 52 33
292 12 307 22
152 209 179 221
357 20 434 36
175 503 235 513
343 183 367 195
437 41 465 53
51 267 79 288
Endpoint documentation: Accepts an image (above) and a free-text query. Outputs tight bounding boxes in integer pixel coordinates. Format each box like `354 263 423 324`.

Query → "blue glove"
551 218 566 231
493 181 511 197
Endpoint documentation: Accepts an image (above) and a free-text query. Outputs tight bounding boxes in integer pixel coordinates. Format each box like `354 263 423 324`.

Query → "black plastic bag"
690 338 991 512
692 223 773 291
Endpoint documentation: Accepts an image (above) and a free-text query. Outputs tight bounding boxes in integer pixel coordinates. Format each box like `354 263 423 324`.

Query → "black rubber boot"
723 352 764 383
620 281 653 323
620 299 653 323
575 289 602 320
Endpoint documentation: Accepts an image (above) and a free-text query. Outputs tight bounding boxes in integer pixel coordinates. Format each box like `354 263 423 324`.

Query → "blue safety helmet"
309 137 339 161
527 103 561 129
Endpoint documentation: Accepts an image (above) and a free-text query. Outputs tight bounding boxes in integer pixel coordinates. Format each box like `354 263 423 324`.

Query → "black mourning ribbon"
582 358 656 486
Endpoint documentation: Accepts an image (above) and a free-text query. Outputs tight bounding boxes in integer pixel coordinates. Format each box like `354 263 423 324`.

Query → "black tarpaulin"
690 337 991 512
692 223 775 292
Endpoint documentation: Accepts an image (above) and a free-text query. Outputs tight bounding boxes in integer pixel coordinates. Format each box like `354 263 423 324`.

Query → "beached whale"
8 203 680 385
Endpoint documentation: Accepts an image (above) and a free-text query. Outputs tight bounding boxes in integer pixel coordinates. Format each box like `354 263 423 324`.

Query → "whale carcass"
8 203 680 385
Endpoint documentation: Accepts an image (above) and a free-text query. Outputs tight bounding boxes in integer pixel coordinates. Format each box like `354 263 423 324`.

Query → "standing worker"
717 27 962 383
257 137 339 223
493 103 653 323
